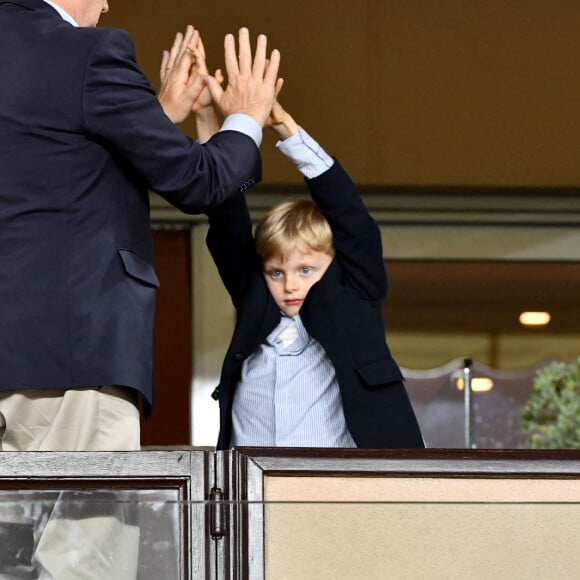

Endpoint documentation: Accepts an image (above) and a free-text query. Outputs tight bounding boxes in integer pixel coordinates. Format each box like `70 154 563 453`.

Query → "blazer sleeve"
81 28 261 213
306 160 387 302
206 193 261 308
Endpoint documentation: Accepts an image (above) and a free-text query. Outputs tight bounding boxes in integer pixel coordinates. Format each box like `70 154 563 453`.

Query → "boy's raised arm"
267 95 300 140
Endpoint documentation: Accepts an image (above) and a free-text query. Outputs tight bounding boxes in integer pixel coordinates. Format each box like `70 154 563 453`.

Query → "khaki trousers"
0 386 140 451
0 386 141 579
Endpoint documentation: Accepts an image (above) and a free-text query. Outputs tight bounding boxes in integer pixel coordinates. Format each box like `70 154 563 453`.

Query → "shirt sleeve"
220 113 263 147
276 127 334 179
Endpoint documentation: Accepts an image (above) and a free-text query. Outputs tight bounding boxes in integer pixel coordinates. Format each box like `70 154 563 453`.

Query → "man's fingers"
223 33 239 81
237 27 252 75
174 46 193 78
161 27 190 82
173 30 198 80
263 49 280 85
251 34 267 78
166 31 183 70
216 27 281 124
160 50 169 82
166 27 197 75
181 25 196 56
178 28 198 63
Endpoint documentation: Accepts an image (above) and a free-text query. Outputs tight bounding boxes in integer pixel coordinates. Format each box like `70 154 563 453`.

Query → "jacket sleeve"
306 160 387 302
206 193 261 308
82 28 261 213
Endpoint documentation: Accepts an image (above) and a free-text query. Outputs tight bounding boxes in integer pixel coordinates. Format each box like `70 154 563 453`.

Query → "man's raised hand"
206 28 280 128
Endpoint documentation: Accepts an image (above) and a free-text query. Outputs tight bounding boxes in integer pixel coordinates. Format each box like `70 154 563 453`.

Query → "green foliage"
521 358 580 449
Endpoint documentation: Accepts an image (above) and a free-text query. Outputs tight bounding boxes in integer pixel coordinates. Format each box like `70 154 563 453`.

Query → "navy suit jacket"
207 160 424 449
0 0 261 411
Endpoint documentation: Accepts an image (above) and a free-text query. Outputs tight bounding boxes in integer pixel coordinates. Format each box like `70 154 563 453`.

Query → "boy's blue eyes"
267 267 313 278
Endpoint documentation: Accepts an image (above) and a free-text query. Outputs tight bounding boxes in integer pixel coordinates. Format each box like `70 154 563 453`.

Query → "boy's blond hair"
255 199 335 262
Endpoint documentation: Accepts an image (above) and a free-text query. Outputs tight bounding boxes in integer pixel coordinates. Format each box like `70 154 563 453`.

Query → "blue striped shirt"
231 315 356 447
231 128 355 447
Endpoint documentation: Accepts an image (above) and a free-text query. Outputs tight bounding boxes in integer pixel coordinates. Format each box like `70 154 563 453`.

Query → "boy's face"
262 245 333 317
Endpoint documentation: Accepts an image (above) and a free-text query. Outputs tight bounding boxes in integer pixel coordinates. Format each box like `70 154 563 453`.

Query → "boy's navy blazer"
207 160 423 450
0 0 261 411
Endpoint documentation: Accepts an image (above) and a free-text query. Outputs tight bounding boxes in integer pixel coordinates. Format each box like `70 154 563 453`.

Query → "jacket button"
234 353 246 361
211 387 220 400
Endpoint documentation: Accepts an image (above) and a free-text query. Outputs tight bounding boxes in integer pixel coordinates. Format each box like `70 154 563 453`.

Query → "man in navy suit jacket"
0 0 280 451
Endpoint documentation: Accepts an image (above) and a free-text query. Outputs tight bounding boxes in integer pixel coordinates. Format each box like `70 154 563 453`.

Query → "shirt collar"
267 315 310 355
42 0 78 26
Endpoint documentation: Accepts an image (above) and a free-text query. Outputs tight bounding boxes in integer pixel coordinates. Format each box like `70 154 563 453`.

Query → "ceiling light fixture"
519 311 551 327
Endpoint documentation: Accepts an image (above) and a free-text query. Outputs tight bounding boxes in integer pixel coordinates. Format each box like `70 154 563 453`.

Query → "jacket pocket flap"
356 358 403 387
118 249 160 287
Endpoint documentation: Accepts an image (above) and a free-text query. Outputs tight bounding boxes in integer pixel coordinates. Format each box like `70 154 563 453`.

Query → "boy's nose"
284 275 299 292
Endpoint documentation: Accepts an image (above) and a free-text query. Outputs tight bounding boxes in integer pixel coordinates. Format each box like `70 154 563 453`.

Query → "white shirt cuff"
220 114 262 148
276 127 334 179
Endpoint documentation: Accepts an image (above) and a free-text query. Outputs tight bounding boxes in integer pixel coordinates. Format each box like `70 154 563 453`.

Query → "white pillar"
190 224 235 447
